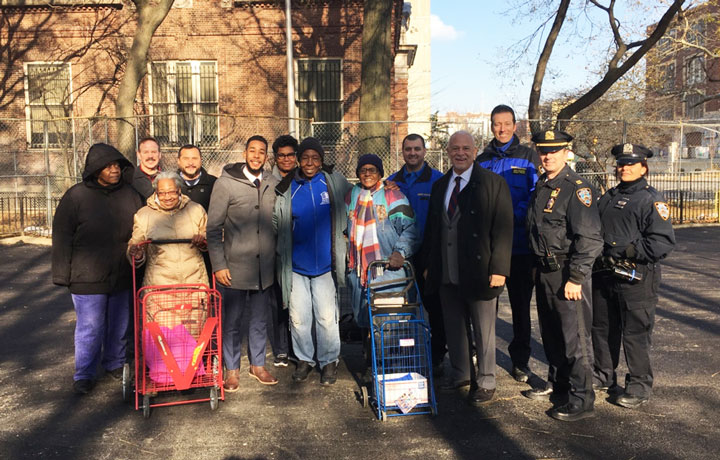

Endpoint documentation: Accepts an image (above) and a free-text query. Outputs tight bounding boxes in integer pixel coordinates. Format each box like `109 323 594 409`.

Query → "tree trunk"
115 0 174 162
358 0 394 157
527 0 571 136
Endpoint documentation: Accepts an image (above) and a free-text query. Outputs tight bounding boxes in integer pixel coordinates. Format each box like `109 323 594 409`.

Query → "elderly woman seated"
127 171 208 286
345 154 419 330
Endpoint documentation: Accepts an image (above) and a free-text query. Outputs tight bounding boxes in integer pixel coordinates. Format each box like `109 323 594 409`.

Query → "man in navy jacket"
477 105 539 383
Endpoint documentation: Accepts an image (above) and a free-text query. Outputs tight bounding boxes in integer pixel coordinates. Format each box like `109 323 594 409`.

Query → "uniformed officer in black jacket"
525 130 603 421
591 143 675 409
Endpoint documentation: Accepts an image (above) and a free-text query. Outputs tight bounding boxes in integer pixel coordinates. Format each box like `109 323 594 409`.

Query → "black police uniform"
591 144 675 405
527 158 603 415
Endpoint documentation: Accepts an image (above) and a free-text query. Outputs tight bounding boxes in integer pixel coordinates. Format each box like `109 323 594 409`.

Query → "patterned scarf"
348 182 383 286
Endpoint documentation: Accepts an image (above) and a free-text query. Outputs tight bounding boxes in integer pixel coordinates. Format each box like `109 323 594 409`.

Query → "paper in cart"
395 389 419 414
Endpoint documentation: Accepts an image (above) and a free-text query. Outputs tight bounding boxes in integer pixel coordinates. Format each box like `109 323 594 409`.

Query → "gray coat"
273 168 351 308
207 163 279 290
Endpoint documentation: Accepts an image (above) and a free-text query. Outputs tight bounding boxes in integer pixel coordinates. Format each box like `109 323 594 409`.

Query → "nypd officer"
525 130 603 421
591 143 675 409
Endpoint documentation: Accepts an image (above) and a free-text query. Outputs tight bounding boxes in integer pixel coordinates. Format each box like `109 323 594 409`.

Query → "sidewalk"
0 226 718 459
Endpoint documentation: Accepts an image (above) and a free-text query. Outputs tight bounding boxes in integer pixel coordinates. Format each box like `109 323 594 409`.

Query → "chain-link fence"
2 115 720 236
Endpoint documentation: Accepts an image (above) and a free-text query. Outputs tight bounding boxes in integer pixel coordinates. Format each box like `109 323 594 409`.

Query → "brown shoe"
249 365 278 385
224 369 240 392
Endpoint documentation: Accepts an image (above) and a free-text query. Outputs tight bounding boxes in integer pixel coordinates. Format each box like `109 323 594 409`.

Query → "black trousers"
535 263 594 409
506 254 535 368
592 264 658 398
267 283 290 357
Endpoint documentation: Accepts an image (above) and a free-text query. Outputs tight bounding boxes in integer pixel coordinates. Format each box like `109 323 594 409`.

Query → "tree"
358 0 394 156
526 0 686 133
115 0 175 162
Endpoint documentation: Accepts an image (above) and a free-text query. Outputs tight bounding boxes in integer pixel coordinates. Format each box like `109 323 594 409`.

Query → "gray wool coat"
207 163 279 291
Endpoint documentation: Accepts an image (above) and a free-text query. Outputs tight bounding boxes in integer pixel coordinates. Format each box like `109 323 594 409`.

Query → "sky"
430 1 677 117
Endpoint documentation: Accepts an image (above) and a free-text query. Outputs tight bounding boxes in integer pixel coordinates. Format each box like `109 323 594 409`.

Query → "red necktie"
447 176 461 219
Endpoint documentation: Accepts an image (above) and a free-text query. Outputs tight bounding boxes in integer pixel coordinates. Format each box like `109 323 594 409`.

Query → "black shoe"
292 361 313 382
73 379 95 395
439 379 471 392
468 388 495 406
549 403 594 421
615 393 649 409
107 367 124 381
273 354 289 368
522 386 553 401
320 362 338 386
511 365 531 383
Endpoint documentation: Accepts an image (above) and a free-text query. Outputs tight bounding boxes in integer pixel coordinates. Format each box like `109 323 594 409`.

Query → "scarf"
348 182 383 286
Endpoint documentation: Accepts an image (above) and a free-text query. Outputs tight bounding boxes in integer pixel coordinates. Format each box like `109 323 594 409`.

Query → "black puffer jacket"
51 144 143 294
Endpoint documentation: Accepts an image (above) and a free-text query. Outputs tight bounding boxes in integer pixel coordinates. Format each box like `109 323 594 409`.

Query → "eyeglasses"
358 167 379 175
157 191 180 197
276 153 296 159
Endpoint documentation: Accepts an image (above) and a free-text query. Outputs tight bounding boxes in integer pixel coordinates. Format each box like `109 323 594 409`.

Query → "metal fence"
1 115 720 236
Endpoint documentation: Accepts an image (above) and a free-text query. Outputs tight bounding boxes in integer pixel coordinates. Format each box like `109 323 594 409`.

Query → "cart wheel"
121 363 131 402
142 394 151 419
380 411 387 422
360 386 368 408
210 387 219 411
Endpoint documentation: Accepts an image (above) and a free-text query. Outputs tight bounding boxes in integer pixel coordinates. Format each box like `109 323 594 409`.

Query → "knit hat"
297 137 325 162
356 154 384 178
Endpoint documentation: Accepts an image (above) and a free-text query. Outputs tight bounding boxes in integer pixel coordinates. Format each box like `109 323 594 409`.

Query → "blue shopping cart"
360 260 438 421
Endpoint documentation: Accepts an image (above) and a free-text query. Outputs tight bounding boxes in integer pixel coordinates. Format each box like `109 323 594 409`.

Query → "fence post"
105 116 109 143
679 190 684 224
44 121 52 230
622 120 628 144
20 198 25 236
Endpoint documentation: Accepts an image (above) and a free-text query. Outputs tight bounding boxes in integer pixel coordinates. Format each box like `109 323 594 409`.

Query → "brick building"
0 0 411 178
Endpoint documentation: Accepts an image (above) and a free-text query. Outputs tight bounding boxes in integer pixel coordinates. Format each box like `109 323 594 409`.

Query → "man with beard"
177 144 217 211
207 135 280 390
132 137 162 199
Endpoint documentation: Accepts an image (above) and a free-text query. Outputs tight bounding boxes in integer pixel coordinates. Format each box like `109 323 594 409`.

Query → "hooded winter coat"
127 194 208 286
52 143 143 294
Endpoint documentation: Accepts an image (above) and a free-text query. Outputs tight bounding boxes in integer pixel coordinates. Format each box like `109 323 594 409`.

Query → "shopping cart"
123 239 223 418
359 260 437 421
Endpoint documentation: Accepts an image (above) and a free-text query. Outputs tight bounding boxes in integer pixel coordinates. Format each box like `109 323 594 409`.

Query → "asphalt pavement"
0 226 718 460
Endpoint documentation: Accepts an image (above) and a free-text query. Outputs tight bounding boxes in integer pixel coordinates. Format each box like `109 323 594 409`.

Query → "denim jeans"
71 290 131 381
289 271 340 368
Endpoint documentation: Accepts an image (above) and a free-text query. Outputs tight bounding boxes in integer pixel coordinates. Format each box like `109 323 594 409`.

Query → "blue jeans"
71 290 131 381
289 271 340 368
222 287 270 369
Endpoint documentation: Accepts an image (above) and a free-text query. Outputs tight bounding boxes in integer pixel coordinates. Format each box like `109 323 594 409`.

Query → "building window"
686 56 705 86
662 62 675 92
24 62 72 149
150 61 218 146
296 58 343 141
685 92 704 120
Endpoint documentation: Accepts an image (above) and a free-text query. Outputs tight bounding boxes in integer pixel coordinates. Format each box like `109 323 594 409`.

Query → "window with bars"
150 61 219 146
24 62 72 149
296 58 343 141
686 56 705 86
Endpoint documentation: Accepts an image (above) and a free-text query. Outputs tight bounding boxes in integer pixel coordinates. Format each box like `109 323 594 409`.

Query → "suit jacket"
422 164 514 301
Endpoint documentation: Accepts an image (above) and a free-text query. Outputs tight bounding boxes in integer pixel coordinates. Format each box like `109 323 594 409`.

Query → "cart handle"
135 238 195 246
365 259 416 294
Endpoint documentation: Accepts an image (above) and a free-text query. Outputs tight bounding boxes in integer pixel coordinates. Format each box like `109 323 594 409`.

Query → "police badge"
576 187 592 207
654 201 670 221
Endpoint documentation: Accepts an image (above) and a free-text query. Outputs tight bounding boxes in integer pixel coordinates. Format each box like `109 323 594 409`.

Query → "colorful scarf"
348 182 383 286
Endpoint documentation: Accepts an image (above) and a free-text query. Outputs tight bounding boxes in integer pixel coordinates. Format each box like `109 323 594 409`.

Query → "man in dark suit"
422 130 514 405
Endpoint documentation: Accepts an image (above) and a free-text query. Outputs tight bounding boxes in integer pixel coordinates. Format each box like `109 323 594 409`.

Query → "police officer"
591 143 675 409
525 130 603 421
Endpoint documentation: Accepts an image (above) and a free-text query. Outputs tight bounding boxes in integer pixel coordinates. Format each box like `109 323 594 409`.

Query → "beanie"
297 137 325 161
356 153 384 178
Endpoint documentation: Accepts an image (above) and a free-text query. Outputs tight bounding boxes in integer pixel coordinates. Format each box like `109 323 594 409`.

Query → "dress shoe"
249 365 278 385
511 365 531 383
615 393 649 409
223 369 240 392
320 361 338 386
468 387 495 406
292 361 313 382
73 379 95 395
439 379 471 392
549 403 594 421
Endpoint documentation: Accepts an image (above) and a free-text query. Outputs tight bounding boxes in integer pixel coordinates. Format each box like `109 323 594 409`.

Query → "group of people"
51 104 675 423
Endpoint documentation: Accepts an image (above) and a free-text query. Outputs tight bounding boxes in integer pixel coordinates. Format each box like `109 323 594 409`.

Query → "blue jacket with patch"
387 162 443 241
477 136 539 255
290 171 333 276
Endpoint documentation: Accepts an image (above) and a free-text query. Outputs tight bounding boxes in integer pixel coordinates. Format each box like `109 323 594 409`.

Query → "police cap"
611 143 653 165
531 130 573 153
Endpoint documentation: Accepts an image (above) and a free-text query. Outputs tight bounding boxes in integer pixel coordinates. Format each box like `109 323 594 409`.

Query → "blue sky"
430 1 675 116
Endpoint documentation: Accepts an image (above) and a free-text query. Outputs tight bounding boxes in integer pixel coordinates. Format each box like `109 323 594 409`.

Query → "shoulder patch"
576 179 583 185
654 202 670 221
576 187 592 207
